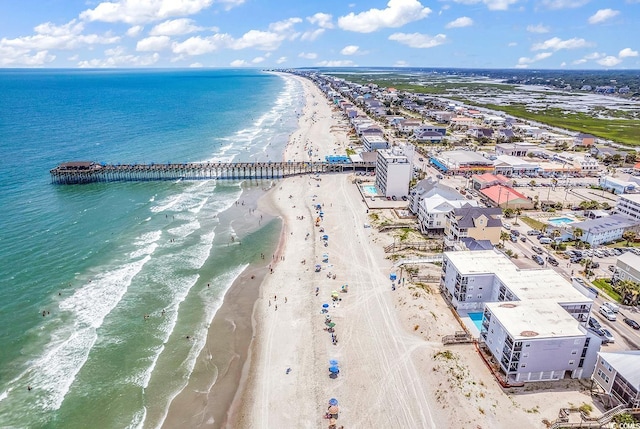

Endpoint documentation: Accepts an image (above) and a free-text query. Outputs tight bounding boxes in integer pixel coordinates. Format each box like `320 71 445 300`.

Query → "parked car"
510 235 518 243
539 237 552 245
603 302 619 313
589 317 602 330
532 255 544 266
599 306 617 321
503 222 511 230
532 246 544 254
600 328 615 344
623 317 640 330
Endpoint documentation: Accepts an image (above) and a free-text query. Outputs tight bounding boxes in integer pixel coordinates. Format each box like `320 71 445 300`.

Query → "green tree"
513 208 522 226
503 208 514 218
500 231 511 245
623 230 637 246
616 280 640 306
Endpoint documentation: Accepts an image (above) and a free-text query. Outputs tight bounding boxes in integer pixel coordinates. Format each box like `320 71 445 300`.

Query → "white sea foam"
21 254 153 411
167 219 200 238
153 265 248 429
126 407 147 429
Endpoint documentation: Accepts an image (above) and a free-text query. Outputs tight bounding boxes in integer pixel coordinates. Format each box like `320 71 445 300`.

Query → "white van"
539 237 552 245
603 302 619 313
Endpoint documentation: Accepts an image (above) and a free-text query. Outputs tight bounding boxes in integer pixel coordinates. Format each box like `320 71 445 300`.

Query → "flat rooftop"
444 250 590 304
486 300 585 340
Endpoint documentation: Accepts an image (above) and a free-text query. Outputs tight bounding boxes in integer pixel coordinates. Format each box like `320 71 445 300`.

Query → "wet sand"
161 184 280 428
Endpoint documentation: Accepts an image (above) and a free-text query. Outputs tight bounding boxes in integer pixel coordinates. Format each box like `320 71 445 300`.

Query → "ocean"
0 69 303 428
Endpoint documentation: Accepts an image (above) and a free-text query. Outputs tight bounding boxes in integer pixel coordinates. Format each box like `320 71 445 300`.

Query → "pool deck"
459 314 481 338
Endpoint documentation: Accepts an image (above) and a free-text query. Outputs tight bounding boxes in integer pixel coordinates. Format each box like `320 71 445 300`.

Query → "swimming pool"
468 312 484 331
548 216 575 227
363 185 378 196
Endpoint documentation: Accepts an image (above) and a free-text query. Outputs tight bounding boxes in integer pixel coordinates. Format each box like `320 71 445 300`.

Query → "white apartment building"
615 193 640 222
417 196 477 234
362 135 389 152
568 214 639 246
441 250 600 383
553 152 600 175
374 147 412 198
592 351 640 408
613 252 640 287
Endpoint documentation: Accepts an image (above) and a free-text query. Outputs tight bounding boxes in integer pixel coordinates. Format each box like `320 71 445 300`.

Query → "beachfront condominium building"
592 351 640 408
362 135 389 152
440 250 601 383
615 193 640 222
375 147 411 198
444 206 503 245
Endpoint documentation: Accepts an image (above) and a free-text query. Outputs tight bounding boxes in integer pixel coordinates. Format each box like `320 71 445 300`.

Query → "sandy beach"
168 74 598 429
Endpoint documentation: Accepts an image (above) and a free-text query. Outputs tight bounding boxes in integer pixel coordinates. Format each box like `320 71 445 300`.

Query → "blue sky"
1 0 639 69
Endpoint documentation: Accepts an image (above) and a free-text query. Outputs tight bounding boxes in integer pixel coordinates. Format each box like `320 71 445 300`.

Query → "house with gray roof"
565 214 640 246
445 206 503 246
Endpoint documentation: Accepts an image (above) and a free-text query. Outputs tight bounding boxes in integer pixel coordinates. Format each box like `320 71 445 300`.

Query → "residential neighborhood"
295 69 640 425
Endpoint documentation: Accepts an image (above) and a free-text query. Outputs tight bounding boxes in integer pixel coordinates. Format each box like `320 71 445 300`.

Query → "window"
477 294 482 299
571 350 577 355
521 364 526 368
569 360 575 365
525 344 530 347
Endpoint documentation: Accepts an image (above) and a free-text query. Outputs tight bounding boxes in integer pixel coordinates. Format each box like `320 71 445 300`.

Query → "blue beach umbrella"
329 359 338 365
329 366 340 374
329 398 339 406
390 273 397 281
322 303 329 308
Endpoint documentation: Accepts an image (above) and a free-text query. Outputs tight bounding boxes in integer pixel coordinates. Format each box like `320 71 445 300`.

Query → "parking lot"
503 222 640 350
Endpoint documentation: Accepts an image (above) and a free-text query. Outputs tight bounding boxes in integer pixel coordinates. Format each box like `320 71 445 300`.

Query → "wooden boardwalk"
50 161 374 184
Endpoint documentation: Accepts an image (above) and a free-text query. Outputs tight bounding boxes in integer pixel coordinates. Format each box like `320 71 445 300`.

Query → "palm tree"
513 208 522 226
573 227 584 241
500 231 510 246
623 230 637 246
616 280 640 306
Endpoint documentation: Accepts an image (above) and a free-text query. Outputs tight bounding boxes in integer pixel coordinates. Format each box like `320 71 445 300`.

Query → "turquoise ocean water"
0 69 303 428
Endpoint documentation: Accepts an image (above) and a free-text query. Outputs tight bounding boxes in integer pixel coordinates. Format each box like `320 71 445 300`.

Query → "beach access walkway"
50 160 374 184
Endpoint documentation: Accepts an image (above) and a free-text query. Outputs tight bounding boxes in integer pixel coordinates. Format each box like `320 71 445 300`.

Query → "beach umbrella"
322 303 329 308
328 366 340 374
329 398 339 406
329 359 338 365
327 322 336 328
390 273 397 281
328 405 339 414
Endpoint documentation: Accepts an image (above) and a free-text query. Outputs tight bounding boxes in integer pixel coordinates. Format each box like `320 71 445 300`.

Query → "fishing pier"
50 161 375 184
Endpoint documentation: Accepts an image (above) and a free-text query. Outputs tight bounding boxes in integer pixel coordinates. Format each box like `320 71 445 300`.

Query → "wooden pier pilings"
50 161 374 184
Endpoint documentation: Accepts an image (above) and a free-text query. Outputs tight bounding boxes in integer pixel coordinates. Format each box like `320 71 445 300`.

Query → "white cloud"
532 37 591 51
560 62 566 67
541 0 590 9
451 0 519 11
80 0 218 24
252 56 265 64
298 52 318 59
126 25 144 37
276 56 287 64
597 56 622 67
269 17 302 34
508 42 517 47
445 17 473 29
388 32 446 48
619 48 639 58
150 19 203 36
315 60 356 67
584 52 604 60
588 9 619 24
136 35 171 51
307 12 334 29
517 52 552 65
526 24 550 33
394 60 409 66
78 50 159 67
171 34 230 55
340 45 360 55
189 62 203 67
300 28 325 41
572 58 587 64
0 19 120 53
230 59 249 67
231 30 285 50
338 0 431 33
0 48 55 66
